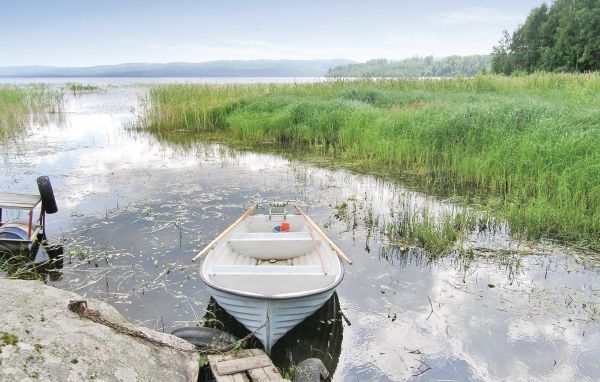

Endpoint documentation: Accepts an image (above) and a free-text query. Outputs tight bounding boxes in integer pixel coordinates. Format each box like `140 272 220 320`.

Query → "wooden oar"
192 204 258 261
307 229 328 274
293 204 353 265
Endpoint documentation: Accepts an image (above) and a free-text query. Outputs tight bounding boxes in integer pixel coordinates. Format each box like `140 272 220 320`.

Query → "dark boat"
0 176 58 259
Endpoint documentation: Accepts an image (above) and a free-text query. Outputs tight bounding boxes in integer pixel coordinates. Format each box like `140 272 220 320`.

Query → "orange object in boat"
280 222 290 232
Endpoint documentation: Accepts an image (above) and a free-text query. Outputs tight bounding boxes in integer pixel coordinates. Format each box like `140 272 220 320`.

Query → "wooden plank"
209 352 237 382
209 349 255 364
247 369 289 382
247 368 271 382
210 365 236 382
216 355 272 376
209 361 235 382
0 193 41 210
248 348 284 380
209 349 286 382
261 366 284 380
231 373 250 382
209 350 256 382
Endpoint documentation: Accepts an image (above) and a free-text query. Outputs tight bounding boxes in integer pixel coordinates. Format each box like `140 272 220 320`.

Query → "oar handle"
192 204 257 261
294 204 352 265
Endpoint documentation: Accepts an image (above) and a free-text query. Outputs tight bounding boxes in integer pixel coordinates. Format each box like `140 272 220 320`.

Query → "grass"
138 73 600 247
338 198 484 259
64 82 101 93
384 209 479 256
0 85 62 140
0 87 29 139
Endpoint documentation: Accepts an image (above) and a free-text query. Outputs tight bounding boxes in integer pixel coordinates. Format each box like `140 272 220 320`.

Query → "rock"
0 279 198 382
294 358 329 382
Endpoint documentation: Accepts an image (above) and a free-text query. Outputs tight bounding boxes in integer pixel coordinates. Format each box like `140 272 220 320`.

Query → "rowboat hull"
199 209 345 354
207 286 335 354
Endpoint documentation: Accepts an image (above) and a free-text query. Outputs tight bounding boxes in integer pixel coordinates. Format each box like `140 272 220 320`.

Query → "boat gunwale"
200 260 344 300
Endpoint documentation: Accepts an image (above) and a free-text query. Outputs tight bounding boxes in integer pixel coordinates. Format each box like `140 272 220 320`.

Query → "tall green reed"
139 73 600 247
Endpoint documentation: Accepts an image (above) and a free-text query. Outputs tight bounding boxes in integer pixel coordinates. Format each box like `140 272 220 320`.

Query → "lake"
0 77 326 85
1 85 598 381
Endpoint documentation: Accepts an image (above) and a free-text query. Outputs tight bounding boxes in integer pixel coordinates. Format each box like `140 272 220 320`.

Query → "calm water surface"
0 77 326 85
1 87 599 381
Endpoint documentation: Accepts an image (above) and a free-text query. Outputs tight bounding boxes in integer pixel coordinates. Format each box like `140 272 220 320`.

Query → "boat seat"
209 264 336 295
211 265 331 275
228 232 319 260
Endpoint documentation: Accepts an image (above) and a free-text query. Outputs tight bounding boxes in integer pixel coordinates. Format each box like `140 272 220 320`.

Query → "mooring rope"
67 300 269 354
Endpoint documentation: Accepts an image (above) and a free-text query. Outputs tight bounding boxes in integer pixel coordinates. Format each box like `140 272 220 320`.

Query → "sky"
0 0 549 67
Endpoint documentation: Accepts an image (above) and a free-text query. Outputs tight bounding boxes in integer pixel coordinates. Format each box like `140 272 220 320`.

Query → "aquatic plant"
379 207 479 257
0 85 63 140
0 87 29 139
138 73 600 247
64 82 101 93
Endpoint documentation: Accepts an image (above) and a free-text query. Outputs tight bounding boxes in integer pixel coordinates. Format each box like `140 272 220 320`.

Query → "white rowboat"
198 204 346 354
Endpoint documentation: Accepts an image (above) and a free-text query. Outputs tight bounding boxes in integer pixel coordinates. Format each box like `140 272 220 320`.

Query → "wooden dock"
208 349 290 382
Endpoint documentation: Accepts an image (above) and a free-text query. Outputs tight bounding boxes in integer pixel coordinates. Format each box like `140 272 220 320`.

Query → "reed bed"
64 82 101 93
139 73 600 246
0 85 62 140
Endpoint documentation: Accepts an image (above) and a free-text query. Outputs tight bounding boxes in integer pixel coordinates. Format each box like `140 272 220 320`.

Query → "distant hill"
327 55 491 77
0 59 353 78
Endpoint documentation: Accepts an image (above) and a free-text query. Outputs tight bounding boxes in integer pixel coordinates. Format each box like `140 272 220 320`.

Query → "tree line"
326 55 491 77
492 0 600 74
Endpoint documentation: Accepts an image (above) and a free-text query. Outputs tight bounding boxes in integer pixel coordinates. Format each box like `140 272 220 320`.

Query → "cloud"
436 6 523 27
142 39 383 62
216 38 283 49
379 29 494 57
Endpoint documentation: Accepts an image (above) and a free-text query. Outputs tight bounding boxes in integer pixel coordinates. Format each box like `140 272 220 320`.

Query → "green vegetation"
492 0 600 74
0 87 30 139
336 198 482 258
139 73 600 247
384 210 478 256
0 85 62 140
327 55 490 77
197 355 208 368
65 82 100 93
0 332 19 347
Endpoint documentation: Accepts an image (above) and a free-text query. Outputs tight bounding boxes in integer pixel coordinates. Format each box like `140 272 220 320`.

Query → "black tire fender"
37 176 58 214
171 327 238 349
